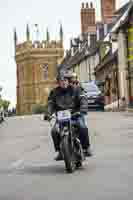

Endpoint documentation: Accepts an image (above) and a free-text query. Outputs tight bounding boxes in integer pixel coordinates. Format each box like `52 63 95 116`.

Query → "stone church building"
14 24 64 115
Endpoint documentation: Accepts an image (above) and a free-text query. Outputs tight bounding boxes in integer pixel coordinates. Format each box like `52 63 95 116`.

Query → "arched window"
42 63 48 80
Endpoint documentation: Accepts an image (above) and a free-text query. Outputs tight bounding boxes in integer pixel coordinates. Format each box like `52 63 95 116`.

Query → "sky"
0 0 129 108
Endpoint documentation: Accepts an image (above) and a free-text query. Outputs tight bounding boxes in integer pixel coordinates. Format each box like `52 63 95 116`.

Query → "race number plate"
57 110 71 121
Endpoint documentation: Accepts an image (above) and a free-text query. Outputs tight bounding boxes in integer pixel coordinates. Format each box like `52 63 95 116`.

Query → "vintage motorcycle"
50 110 85 173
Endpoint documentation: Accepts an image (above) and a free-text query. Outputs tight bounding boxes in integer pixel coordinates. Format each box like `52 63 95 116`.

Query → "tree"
0 98 10 111
0 86 11 111
0 98 3 108
0 86 2 99
2 100 10 111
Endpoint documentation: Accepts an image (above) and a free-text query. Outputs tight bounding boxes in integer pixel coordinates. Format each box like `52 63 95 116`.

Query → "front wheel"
75 161 82 168
61 135 75 173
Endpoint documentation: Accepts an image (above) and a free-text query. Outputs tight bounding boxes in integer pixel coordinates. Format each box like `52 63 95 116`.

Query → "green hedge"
32 104 48 114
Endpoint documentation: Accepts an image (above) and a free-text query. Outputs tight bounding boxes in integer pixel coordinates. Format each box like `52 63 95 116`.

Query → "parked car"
80 81 105 111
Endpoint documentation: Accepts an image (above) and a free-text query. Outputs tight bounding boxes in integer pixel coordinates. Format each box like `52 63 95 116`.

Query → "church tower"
101 0 116 23
14 24 64 115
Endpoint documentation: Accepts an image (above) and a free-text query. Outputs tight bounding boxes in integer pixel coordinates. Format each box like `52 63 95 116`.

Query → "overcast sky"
0 0 129 107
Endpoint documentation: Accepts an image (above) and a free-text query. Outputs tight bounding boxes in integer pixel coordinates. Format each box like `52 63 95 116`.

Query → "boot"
83 147 92 157
54 151 63 161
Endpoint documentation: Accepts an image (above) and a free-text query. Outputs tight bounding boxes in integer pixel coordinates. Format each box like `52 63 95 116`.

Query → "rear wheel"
61 136 75 173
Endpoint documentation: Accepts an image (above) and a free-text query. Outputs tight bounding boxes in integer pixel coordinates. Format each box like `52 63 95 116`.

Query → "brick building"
101 0 116 24
81 2 96 34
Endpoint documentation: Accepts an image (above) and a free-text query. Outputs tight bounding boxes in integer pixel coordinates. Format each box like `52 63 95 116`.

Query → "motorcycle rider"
70 72 85 93
70 72 80 88
48 72 92 161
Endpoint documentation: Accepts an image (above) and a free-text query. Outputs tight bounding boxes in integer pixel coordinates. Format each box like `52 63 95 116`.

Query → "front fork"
60 122 74 154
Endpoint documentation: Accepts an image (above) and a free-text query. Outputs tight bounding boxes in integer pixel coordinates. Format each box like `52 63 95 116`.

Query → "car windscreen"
81 83 100 93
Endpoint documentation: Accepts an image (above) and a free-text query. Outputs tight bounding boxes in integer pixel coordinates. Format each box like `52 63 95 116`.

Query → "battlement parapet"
14 24 63 53
16 41 32 52
16 40 63 53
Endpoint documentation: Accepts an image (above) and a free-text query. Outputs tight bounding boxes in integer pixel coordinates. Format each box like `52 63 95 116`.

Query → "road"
0 112 133 200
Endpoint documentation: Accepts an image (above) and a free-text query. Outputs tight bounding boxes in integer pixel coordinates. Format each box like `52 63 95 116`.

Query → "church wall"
15 41 64 115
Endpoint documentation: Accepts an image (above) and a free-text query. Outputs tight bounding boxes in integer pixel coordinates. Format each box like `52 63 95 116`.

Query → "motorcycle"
50 110 85 173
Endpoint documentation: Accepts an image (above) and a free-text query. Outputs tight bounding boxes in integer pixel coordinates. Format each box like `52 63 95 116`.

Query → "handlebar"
48 111 81 121
49 112 81 121
71 112 81 117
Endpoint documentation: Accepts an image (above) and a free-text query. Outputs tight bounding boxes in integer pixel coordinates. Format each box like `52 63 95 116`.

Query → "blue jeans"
71 115 90 149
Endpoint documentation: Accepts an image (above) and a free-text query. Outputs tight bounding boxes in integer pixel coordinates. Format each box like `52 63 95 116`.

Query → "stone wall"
15 40 64 115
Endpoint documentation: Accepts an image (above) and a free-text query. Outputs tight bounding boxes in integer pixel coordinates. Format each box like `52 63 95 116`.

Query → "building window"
42 64 48 80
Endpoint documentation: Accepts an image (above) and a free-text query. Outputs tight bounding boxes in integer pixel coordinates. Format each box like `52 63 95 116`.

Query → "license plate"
88 99 95 103
57 110 71 121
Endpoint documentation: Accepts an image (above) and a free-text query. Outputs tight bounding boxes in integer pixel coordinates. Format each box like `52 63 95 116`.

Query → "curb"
127 108 133 112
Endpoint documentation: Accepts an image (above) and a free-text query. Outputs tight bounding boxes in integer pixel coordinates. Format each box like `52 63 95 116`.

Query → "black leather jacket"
48 85 88 115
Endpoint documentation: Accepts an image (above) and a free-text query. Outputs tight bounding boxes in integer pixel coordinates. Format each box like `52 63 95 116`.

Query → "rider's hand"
47 114 52 121
80 111 87 116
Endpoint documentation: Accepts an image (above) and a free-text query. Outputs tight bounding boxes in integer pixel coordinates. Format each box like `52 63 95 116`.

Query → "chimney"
86 2 89 8
80 2 96 35
101 0 116 24
90 2 93 9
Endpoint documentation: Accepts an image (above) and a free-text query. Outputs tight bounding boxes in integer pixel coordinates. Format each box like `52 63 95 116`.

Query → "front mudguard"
74 138 85 161
60 135 75 173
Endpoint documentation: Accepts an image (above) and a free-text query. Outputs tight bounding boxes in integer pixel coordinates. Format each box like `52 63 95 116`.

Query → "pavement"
0 112 133 200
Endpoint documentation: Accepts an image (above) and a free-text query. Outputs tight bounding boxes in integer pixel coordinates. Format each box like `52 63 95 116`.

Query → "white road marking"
11 159 24 168
11 159 55 170
12 160 90 170
23 161 55 168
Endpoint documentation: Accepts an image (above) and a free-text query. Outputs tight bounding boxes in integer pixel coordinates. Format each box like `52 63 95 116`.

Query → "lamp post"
116 67 120 109
88 61 91 81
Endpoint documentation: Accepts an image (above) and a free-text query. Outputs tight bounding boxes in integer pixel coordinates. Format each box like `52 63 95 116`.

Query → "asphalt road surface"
0 112 133 200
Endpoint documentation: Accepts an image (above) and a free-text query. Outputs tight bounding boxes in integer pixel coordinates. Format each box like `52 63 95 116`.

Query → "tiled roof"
58 41 100 72
114 2 130 15
112 1 133 33
95 50 118 73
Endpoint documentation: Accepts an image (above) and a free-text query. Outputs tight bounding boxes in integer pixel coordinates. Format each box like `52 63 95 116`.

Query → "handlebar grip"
72 112 81 117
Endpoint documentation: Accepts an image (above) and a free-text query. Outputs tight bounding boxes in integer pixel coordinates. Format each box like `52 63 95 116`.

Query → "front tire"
61 136 75 173
75 161 82 168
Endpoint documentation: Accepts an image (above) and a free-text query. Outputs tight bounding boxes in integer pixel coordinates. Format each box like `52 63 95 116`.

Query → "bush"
32 104 48 114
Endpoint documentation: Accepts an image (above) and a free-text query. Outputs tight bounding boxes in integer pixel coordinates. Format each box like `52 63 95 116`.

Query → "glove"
47 114 52 121
80 111 87 116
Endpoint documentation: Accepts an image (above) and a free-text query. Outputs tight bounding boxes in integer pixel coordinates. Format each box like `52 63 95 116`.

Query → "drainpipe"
116 63 120 109
88 58 91 81
126 31 131 106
